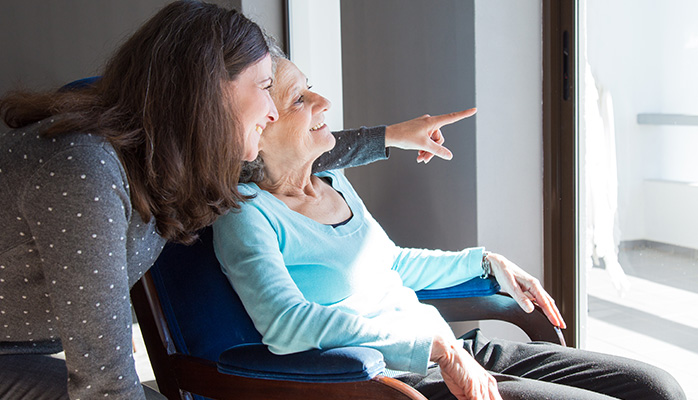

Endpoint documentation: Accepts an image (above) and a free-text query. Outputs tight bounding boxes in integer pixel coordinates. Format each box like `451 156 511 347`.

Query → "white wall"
287 0 344 131
474 1 543 342
644 181 698 249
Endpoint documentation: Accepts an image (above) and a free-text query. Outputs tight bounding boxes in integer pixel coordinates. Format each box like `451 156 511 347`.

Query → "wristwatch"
480 251 492 279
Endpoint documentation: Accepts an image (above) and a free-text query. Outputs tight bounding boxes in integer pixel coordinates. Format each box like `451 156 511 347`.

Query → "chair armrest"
415 276 500 300
421 293 566 346
218 344 386 383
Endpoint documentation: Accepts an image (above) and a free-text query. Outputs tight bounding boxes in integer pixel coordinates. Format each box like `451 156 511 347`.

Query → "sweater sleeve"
391 246 486 292
212 204 432 374
312 126 389 173
21 145 145 400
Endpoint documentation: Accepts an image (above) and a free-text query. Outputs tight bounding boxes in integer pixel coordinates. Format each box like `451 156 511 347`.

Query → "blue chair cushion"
415 276 500 300
218 344 385 383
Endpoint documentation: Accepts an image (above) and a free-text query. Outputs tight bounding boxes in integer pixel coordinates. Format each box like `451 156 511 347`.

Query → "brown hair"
0 1 269 244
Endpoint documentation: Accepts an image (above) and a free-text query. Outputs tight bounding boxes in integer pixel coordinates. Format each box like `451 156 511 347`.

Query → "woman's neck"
259 160 318 198
258 158 353 226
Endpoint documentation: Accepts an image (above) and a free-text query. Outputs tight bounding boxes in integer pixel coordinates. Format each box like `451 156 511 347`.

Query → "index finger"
432 108 477 128
528 285 566 329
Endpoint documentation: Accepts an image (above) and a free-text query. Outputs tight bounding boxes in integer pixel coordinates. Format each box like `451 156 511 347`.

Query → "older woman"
212 58 685 400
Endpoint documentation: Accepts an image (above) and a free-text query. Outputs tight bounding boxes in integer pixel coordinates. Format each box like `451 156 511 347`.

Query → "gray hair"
266 33 287 61
240 155 265 184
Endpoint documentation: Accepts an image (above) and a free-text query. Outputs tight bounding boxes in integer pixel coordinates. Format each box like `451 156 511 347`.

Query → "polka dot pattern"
313 126 388 173
0 120 166 399
1 120 383 398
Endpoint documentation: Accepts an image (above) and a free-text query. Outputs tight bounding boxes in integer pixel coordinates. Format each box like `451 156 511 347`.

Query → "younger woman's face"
226 54 279 161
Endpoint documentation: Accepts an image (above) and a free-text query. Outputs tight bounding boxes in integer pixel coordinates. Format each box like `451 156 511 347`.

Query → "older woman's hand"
384 108 477 163
487 253 567 329
430 335 503 400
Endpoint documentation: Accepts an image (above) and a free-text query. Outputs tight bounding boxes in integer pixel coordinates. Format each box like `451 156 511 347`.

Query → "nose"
314 94 331 114
267 93 279 122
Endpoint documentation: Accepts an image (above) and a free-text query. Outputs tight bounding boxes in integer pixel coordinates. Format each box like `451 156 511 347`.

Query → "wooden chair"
131 227 564 400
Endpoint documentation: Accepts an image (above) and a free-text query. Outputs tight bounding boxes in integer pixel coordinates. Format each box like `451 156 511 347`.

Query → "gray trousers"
397 329 686 400
0 354 166 400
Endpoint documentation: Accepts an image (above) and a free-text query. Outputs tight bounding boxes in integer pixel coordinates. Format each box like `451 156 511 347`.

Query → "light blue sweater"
213 170 485 374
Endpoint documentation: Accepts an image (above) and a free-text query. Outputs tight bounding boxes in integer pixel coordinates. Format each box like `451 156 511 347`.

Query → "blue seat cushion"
415 276 500 300
218 344 385 383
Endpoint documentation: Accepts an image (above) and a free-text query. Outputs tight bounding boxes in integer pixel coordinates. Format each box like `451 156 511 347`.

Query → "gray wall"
341 0 477 251
0 0 283 101
0 1 175 96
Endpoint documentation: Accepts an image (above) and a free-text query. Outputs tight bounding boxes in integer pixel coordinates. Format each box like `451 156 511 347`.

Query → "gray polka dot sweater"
0 118 387 399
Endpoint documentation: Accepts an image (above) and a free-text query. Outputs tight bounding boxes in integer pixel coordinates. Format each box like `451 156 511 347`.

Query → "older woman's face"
226 54 279 161
258 59 334 165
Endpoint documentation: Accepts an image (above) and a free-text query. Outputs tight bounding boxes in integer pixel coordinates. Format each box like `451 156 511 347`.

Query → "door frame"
542 0 578 347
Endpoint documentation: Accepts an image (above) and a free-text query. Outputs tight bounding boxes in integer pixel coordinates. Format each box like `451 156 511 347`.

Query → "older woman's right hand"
487 253 566 329
430 335 503 400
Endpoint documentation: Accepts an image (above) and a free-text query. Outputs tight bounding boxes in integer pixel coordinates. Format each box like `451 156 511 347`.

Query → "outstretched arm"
313 108 477 172
313 126 388 172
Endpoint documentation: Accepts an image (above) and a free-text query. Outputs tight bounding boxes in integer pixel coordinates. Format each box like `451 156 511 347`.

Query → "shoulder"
2 120 127 194
31 134 128 198
3 121 133 218
213 196 280 254
2 119 123 176
216 183 271 227
237 181 263 197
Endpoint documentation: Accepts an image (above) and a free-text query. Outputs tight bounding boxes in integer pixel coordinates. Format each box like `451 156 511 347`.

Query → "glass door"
577 1 698 398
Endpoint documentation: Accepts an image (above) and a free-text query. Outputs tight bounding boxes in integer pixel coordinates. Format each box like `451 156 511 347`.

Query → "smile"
255 126 263 135
309 122 325 131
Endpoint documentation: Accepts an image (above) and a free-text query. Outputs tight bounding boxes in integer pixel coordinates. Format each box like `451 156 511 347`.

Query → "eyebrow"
282 77 310 103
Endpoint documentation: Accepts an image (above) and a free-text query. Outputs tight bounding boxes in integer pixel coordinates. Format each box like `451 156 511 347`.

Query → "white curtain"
584 62 630 295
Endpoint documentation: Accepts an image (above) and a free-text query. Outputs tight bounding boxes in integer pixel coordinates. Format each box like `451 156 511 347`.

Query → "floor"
132 242 698 398
132 321 158 392
586 243 698 400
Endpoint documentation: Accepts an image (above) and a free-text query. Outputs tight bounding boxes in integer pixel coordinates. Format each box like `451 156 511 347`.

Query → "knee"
633 364 686 400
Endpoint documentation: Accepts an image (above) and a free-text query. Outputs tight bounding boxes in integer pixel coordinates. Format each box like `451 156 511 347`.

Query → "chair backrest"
148 226 262 362
59 76 100 91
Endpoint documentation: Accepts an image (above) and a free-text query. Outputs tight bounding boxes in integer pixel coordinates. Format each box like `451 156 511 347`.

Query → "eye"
262 78 274 91
294 95 304 104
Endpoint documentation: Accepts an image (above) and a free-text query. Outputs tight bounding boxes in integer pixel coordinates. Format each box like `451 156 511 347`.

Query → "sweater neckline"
250 171 364 235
